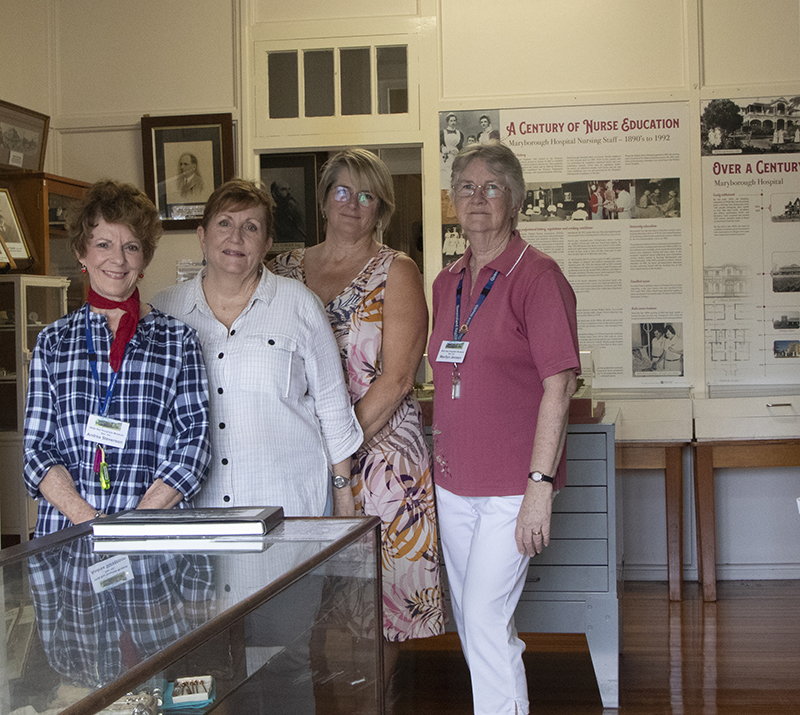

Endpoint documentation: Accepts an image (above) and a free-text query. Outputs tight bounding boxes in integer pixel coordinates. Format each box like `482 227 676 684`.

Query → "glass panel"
268 51 299 119
25 284 63 352
377 46 408 115
0 518 380 714
340 48 371 116
304 50 335 117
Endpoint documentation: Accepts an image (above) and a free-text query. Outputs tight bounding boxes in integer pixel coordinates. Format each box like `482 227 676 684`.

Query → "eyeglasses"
332 185 375 207
452 182 509 200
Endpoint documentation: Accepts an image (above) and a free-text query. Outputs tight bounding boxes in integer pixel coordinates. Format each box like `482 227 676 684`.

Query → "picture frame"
0 99 49 172
141 113 235 231
260 152 327 255
0 186 34 271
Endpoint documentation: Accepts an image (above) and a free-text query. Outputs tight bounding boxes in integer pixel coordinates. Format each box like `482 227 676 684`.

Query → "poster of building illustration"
439 102 692 391
700 96 800 386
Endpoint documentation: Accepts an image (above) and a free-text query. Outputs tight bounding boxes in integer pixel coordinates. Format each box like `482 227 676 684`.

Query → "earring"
138 272 144 279
80 264 87 274
201 257 207 266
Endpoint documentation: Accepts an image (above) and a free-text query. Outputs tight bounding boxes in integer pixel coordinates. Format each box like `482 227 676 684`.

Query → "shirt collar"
447 230 529 278
182 266 275 315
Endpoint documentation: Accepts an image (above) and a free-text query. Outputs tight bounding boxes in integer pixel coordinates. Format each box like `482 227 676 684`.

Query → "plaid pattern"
29 537 215 687
24 305 211 536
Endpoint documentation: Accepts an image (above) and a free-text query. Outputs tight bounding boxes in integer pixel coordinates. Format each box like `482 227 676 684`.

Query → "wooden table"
615 441 687 601
692 439 800 602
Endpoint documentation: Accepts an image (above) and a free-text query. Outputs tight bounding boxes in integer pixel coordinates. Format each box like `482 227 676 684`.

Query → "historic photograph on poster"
260 152 325 254
0 99 49 171
141 113 234 230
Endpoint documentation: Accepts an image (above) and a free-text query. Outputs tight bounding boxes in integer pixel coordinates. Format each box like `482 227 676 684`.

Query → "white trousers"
436 485 531 715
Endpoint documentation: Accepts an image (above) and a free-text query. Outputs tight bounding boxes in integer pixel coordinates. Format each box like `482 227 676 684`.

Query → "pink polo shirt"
429 233 580 496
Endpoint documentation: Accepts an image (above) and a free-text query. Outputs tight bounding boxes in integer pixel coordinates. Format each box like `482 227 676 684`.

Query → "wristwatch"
528 471 554 484
332 474 350 490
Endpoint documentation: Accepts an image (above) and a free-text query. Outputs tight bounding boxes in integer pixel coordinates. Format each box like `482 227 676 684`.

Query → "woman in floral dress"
271 148 444 678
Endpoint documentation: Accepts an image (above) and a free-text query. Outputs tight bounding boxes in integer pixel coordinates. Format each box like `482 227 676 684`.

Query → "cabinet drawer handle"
766 403 792 408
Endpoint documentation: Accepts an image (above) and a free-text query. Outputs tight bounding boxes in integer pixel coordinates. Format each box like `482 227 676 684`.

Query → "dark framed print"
0 99 49 172
141 113 234 230
260 152 327 255
0 186 34 270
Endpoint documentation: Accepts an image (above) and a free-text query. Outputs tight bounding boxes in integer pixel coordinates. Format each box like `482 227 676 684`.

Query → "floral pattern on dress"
272 246 445 641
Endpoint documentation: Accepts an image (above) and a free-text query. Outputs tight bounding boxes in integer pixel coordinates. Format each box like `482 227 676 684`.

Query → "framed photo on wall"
141 113 234 231
0 99 49 172
260 152 327 255
0 186 34 271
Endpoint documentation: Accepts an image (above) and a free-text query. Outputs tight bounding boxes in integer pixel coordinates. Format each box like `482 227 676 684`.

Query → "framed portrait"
0 99 49 172
0 186 34 271
141 113 234 231
260 152 327 255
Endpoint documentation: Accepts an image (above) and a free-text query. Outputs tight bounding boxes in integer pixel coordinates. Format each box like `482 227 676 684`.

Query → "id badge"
436 340 469 363
87 554 134 593
84 414 129 449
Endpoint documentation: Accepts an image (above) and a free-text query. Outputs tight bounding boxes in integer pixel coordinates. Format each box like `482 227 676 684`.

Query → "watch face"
532 471 543 481
332 475 349 489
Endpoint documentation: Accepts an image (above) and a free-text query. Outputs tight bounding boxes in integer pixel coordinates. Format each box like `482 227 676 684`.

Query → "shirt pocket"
233 334 300 398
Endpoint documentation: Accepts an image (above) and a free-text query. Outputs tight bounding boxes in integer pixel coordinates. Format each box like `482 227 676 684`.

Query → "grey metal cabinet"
515 421 621 708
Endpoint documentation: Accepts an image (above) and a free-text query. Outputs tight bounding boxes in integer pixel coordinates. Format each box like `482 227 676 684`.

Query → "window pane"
304 50 334 117
268 51 298 119
377 46 408 115
340 48 371 116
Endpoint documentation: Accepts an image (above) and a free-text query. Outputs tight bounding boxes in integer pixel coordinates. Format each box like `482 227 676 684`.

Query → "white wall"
3 0 800 580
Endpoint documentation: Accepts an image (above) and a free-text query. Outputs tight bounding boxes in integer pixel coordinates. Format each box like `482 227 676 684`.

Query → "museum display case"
0 275 70 542
0 515 382 715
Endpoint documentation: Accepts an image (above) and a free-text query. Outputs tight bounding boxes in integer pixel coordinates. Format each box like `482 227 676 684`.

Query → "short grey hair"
449 140 525 214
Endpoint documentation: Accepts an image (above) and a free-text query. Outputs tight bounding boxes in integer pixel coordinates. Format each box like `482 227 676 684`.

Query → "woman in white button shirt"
154 179 363 517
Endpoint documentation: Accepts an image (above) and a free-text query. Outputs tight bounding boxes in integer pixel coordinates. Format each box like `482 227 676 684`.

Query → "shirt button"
217 387 223 394
230 329 236 335
219 423 226 429
224 584 231 592
218 352 224 359
221 458 228 465
268 339 275 346
223 495 231 503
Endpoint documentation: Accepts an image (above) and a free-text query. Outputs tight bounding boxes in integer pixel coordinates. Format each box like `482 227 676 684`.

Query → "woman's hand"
38 465 98 525
515 482 553 557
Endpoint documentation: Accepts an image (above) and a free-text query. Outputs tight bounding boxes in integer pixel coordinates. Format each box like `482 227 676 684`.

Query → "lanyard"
453 269 499 341
85 304 122 417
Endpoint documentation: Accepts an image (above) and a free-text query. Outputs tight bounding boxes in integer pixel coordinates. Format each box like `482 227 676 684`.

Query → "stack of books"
91 506 284 552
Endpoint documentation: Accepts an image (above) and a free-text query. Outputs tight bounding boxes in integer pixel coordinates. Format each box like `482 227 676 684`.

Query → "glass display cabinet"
0 516 383 715
0 275 70 542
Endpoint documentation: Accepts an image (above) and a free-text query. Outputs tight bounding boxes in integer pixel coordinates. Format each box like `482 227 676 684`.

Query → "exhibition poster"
700 96 800 387
439 102 692 390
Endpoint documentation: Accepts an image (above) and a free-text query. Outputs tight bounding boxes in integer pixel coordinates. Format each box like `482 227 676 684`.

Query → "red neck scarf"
87 287 140 372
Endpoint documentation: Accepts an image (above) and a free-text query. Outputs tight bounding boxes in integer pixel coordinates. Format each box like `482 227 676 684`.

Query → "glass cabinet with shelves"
0 275 70 543
0 173 90 314
0 516 383 715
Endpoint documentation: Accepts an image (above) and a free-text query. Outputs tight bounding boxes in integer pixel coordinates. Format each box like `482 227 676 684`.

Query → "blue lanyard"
85 304 121 417
453 270 499 341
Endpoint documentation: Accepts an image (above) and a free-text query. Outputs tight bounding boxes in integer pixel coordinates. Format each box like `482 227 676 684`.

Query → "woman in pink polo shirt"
429 141 581 715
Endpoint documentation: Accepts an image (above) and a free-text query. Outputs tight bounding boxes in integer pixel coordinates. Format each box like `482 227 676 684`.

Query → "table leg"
664 445 684 602
693 444 717 602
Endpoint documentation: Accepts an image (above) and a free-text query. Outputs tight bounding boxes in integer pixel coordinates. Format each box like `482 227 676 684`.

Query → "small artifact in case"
163 675 215 709
100 691 158 714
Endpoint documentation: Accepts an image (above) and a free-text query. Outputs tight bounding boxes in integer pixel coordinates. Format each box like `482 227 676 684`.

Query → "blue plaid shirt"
24 305 211 536
29 537 216 687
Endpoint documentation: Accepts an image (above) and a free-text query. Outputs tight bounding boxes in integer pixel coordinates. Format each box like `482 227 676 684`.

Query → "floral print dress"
271 246 444 641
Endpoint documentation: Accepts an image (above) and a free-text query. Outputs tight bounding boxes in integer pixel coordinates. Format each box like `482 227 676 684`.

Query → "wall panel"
440 0 687 99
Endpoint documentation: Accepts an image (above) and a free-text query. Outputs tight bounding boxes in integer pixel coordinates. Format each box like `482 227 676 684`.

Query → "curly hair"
67 180 161 266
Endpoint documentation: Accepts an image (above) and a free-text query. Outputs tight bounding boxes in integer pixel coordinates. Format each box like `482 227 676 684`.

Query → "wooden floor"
390 580 800 714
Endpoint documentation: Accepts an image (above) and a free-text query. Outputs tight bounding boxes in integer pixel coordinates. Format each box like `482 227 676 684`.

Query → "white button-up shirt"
154 269 362 516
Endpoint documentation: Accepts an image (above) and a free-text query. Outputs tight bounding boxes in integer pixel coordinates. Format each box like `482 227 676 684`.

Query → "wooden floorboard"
390 580 800 714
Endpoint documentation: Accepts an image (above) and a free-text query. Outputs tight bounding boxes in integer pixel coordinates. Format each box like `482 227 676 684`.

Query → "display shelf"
0 516 383 715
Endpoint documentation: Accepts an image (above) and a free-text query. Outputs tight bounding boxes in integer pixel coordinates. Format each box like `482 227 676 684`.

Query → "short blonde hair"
318 148 395 230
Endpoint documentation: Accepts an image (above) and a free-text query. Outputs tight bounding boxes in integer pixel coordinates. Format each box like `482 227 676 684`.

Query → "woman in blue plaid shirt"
23 180 211 536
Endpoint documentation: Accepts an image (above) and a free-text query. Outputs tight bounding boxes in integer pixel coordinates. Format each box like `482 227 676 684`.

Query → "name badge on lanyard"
84 414 129 449
438 269 499 400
